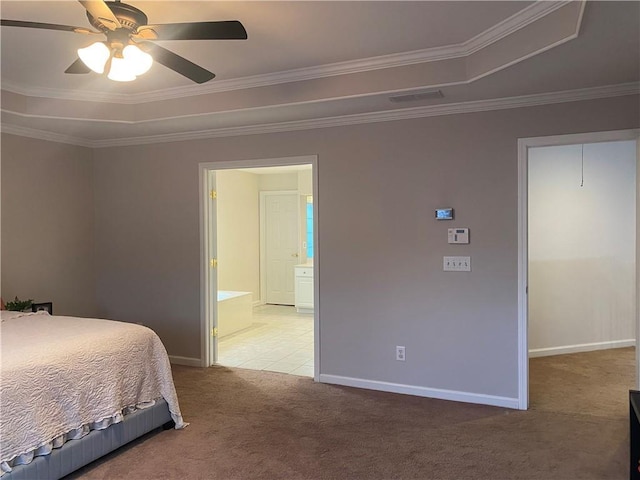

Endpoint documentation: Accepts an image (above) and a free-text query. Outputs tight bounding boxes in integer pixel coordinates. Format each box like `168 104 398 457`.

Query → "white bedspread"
0 311 186 473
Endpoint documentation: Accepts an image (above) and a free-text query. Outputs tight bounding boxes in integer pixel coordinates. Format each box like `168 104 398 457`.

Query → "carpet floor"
69 347 635 479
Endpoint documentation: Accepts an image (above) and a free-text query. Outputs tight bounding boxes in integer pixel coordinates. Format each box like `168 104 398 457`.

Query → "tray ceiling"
1 1 638 147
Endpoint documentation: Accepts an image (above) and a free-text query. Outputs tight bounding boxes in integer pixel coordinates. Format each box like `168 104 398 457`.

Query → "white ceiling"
0 1 531 91
1 1 638 147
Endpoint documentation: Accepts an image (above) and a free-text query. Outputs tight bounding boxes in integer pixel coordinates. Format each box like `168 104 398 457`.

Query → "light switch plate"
443 256 471 271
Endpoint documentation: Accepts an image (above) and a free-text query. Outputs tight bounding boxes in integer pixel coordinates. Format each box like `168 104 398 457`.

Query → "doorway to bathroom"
199 155 318 379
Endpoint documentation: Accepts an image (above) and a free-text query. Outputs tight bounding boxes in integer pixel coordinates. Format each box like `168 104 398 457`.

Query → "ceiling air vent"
389 90 444 103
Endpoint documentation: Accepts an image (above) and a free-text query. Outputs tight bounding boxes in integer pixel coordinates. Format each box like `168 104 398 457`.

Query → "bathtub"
217 290 253 337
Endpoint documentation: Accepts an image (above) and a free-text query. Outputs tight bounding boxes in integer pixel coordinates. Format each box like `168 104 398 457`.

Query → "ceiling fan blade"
1 19 95 34
140 21 247 41
78 0 121 31
141 43 215 84
65 58 91 74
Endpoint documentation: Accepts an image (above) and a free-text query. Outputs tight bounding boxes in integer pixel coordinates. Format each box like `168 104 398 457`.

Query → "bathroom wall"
259 172 298 191
216 170 260 300
298 170 313 195
528 140 637 355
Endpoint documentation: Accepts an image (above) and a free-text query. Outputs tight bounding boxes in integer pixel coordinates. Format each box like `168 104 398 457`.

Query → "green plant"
5 296 33 312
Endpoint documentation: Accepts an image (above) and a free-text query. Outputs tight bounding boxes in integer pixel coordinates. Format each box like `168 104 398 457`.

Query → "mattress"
0 310 187 476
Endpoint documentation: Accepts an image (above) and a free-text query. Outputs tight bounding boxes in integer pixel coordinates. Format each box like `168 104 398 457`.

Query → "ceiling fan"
0 0 248 83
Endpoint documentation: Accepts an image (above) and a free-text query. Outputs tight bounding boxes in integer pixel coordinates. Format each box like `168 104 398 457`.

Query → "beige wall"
216 170 260 300
259 172 298 191
1 134 96 317
90 95 639 401
1 95 636 403
298 170 313 195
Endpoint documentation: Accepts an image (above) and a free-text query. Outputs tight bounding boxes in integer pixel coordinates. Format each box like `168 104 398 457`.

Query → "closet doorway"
199 156 319 380
517 129 639 410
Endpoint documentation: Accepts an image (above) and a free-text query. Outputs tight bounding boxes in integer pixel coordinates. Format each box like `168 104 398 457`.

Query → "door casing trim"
199 155 319 381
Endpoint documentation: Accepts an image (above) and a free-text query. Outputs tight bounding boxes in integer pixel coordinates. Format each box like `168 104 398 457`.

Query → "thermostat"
448 228 469 244
435 208 454 220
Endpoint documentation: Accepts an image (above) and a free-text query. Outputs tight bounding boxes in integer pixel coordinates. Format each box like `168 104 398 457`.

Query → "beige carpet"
69 347 634 479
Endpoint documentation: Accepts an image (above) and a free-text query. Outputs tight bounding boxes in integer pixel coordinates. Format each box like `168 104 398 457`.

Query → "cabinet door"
296 276 314 308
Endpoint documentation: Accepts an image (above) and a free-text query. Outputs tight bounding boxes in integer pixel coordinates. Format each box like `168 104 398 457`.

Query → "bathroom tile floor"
217 304 314 377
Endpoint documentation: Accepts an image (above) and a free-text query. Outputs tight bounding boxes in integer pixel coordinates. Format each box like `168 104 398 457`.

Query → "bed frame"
3 399 173 480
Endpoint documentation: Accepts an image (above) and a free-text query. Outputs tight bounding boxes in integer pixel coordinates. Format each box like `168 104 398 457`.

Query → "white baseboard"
169 355 202 367
319 374 519 409
528 339 636 358
253 300 263 307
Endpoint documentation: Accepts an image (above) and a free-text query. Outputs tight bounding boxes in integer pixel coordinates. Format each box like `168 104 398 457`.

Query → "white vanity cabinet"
294 264 314 313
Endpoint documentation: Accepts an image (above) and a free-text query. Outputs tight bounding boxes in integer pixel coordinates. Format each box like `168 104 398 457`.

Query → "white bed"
0 310 187 477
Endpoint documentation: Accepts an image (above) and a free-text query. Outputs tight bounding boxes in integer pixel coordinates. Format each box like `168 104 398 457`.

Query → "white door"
264 193 299 305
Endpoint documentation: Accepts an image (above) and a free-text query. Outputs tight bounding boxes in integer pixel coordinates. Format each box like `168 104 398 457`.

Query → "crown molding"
0 123 93 147
465 0 572 54
0 1 570 105
4 83 636 149
0 83 134 104
82 82 638 148
108 83 640 147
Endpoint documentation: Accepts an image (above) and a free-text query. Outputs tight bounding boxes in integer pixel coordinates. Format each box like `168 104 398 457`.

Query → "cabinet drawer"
295 267 313 277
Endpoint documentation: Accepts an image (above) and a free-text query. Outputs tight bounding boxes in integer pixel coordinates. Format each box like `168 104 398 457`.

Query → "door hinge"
209 190 217 199
210 258 218 268
211 327 218 337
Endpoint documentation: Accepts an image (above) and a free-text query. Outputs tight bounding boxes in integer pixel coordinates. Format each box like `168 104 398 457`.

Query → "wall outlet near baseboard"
396 346 406 361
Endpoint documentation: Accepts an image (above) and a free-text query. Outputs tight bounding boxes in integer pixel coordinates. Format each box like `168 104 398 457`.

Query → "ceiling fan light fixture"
107 56 137 82
3 2 247 84
78 42 152 82
77 41 110 74
122 44 153 76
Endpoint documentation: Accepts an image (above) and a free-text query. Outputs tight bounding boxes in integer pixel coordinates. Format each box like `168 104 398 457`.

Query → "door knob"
292 253 299 257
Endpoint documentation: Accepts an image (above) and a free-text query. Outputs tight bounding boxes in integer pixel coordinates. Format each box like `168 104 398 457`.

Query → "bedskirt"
2 399 173 480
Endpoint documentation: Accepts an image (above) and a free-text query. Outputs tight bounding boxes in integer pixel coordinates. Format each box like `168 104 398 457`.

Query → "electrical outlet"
396 346 406 362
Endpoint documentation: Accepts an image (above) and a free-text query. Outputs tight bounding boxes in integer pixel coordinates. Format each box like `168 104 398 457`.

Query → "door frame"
517 128 640 410
199 155 319 380
259 190 300 306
